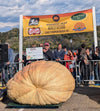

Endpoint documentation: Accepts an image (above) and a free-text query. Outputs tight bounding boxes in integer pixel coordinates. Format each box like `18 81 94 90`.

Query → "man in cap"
43 42 53 60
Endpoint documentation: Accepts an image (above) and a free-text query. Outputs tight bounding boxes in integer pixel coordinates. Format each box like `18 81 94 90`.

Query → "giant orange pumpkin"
7 61 75 105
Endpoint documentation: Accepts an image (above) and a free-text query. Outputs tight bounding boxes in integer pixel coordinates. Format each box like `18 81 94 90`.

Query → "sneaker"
95 83 99 86
89 81 95 85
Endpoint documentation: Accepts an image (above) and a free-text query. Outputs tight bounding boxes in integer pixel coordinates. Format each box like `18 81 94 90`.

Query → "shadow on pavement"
74 86 100 104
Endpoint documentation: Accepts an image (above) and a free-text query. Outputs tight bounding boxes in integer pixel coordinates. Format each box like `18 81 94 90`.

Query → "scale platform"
7 102 62 108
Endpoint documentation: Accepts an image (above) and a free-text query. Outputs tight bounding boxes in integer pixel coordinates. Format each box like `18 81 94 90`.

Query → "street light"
70 39 73 51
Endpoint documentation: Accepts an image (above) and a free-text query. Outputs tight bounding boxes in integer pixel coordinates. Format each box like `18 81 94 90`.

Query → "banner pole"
19 15 23 70
92 6 98 49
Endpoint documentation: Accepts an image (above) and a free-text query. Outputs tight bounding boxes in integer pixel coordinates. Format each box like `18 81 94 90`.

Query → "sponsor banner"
26 47 43 60
23 9 93 37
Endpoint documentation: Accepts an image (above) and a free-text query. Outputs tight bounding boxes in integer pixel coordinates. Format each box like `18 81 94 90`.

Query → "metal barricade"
75 61 81 86
0 62 24 85
77 60 100 86
2 59 99 86
56 60 76 78
25 60 76 78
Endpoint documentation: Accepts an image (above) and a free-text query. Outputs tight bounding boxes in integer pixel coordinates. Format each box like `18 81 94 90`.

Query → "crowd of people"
1 42 100 86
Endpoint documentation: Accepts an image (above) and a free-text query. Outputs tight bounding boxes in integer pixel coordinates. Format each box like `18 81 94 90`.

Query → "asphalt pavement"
0 86 100 111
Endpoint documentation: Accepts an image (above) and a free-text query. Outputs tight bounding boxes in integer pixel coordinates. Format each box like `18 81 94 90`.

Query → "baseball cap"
44 42 50 46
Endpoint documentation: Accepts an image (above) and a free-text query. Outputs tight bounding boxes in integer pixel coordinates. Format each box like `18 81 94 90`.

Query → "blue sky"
0 0 100 32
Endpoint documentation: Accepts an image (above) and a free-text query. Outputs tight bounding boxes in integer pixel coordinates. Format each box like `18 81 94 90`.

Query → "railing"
0 60 100 86
55 60 77 79
77 60 100 86
0 62 24 86
55 60 100 86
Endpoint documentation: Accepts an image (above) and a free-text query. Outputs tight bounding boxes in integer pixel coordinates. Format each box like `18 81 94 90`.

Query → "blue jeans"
4 64 13 82
94 64 99 80
94 63 99 84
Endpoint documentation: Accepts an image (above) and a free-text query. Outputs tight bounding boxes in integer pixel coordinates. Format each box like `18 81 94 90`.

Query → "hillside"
0 26 100 51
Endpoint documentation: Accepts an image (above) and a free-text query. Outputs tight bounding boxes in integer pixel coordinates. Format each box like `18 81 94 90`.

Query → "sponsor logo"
28 28 41 35
52 15 60 22
71 13 86 20
73 22 86 31
29 18 39 25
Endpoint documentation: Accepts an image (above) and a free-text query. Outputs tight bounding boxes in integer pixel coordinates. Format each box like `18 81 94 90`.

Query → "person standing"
4 43 14 82
39 43 43 47
64 50 74 73
32 43 36 48
80 43 86 57
43 42 53 60
14 51 26 71
53 43 65 62
80 44 86 83
92 46 100 85
83 47 93 85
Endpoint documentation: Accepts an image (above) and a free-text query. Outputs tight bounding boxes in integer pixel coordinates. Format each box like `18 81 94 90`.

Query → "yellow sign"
23 9 93 37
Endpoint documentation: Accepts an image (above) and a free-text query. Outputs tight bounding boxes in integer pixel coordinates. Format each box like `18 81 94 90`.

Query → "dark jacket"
14 54 26 70
53 49 65 60
92 52 100 60
43 49 53 60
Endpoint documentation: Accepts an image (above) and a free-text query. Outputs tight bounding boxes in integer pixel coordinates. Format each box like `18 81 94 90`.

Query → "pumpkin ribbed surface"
7 60 75 105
